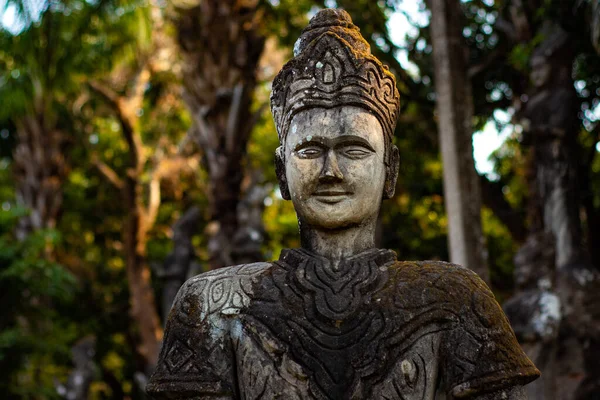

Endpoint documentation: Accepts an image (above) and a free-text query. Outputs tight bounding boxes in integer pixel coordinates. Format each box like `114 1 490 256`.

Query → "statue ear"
384 145 399 199
275 146 291 200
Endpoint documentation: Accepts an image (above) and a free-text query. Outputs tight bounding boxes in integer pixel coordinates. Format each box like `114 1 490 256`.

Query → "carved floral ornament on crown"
271 19 400 161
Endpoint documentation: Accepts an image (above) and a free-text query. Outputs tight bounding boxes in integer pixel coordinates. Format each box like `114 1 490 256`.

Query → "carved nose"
320 150 343 182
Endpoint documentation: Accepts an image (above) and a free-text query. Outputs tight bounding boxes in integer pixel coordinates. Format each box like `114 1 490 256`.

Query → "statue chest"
232 311 444 400
232 259 448 399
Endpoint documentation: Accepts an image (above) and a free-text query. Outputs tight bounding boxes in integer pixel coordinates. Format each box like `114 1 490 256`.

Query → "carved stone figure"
56 336 96 400
507 23 600 400
157 206 201 322
515 23 582 270
147 9 539 399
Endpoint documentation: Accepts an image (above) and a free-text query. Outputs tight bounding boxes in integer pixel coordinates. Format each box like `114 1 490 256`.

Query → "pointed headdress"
270 9 400 160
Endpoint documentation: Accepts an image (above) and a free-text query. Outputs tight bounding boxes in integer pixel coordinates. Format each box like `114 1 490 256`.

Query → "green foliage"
262 0 316 48
482 207 518 301
263 194 300 259
0 0 189 396
0 207 79 397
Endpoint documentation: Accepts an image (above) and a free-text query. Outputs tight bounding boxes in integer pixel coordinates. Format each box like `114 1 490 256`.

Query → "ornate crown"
270 9 400 158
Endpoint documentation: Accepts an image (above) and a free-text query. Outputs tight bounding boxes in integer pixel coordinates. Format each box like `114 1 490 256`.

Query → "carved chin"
295 200 374 230
300 215 362 230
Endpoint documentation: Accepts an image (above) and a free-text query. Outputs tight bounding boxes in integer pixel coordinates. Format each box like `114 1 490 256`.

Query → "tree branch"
92 156 124 190
226 83 244 154
508 0 532 42
146 173 161 229
87 80 121 112
189 115 219 168
468 48 506 78
87 80 144 172
238 102 268 152
182 89 218 151
494 17 517 41
145 156 196 228
127 67 151 120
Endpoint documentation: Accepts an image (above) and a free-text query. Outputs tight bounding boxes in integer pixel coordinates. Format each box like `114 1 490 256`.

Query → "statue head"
529 22 572 89
270 9 400 231
530 54 552 89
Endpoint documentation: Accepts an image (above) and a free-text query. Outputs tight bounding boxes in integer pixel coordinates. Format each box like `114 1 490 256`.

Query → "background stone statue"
55 336 97 400
156 206 201 323
506 22 600 400
515 22 582 270
147 9 539 399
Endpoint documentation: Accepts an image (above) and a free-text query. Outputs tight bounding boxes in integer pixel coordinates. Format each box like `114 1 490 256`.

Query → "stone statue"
506 23 600 399
515 22 582 270
56 336 96 400
157 206 201 323
147 9 539 399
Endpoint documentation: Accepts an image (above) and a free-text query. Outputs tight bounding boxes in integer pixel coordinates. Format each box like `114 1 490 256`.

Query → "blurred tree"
0 0 111 249
156 206 201 323
1 0 198 396
0 0 135 397
578 0 600 54
168 0 268 269
594 0 600 53
430 0 488 282
86 0 199 379
0 207 78 398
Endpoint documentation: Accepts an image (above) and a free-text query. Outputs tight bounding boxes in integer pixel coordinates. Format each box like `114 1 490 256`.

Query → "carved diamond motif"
165 339 194 373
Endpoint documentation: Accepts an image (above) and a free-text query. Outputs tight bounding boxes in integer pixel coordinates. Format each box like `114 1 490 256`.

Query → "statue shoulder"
169 261 274 325
390 259 512 327
388 260 540 396
148 262 274 398
413 259 490 291
388 259 490 299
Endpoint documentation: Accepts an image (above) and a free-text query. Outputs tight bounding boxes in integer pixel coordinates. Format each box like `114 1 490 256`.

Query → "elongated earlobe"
275 146 291 200
384 145 399 199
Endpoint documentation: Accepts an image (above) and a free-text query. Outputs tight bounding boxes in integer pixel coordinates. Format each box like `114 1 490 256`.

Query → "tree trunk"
173 0 266 269
430 0 489 282
591 0 600 54
13 113 66 246
88 67 167 375
124 177 163 371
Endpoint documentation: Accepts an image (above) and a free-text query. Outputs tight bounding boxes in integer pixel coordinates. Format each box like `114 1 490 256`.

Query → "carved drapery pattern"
148 251 539 399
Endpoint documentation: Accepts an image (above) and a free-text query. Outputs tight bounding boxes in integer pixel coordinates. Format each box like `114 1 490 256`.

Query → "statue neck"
299 216 378 271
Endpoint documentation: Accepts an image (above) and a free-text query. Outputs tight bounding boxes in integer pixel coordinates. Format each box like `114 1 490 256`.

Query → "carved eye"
342 146 372 159
296 147 323 158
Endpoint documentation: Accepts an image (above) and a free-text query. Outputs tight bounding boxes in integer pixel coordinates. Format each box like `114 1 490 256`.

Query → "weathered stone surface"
270 8 400 175
147 8 539 399
148 251 538 399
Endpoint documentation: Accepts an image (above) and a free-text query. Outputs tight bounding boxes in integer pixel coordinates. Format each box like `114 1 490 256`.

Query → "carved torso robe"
147 248 539 399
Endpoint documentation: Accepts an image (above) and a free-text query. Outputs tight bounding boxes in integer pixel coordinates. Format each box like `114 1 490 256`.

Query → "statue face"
281 106 387 230
530 55 551 88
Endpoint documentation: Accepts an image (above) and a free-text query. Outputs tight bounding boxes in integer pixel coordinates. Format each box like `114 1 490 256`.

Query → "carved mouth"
313 190 352 196
312 190 353 203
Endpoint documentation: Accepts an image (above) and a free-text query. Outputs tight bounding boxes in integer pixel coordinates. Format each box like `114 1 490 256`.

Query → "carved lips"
312 188 353 203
